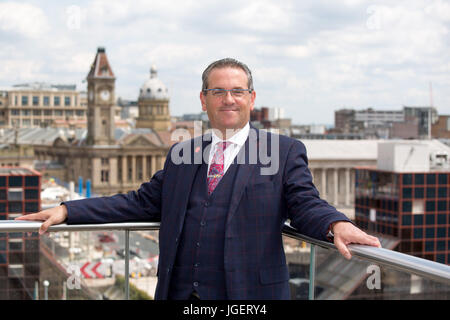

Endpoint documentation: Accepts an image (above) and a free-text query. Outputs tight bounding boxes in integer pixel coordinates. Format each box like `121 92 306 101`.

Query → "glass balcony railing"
0 220 449 300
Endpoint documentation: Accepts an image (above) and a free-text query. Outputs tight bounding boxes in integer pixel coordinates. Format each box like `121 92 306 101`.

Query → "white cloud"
1 0 449 124
0 2 50 38
223 1 293 32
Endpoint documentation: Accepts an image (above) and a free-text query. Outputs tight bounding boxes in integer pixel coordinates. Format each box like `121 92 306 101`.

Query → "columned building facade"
302 140 380 219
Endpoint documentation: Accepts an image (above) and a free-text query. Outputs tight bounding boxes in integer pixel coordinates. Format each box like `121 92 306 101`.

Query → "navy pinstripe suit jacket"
64 127 351 299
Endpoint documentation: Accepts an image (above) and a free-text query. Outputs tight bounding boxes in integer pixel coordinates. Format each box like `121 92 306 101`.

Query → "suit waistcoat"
168 161 238 300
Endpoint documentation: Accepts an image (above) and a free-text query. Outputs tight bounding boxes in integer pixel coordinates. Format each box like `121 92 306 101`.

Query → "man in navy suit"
18 58 381 300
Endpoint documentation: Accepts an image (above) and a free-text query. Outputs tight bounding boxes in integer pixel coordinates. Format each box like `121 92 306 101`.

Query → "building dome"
139 65 169 100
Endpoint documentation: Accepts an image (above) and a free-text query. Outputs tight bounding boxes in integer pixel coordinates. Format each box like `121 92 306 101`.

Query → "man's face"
200 67 256 135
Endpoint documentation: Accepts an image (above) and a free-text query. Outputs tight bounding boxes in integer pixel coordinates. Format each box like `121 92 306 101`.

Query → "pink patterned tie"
207 141 230 195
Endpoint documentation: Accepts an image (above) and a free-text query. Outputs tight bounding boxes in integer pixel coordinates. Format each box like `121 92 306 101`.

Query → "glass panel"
128 230 159 300
282 235 312 300
312 245 450 299
0 229 129 300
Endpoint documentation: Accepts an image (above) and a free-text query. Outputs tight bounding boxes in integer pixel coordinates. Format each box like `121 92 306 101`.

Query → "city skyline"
0 0 449 125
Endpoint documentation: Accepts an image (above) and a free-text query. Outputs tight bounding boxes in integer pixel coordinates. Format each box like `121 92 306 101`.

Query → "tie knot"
218 141 230 151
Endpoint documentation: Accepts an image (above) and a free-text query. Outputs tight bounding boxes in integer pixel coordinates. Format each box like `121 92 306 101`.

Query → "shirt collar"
211 122 250 147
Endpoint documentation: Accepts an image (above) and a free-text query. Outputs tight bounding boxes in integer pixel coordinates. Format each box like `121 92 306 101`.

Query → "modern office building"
334 106 439 139
354 141 449 264
0 168 41 299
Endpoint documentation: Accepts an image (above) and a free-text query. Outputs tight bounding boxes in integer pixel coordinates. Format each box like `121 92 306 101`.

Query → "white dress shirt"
208 122 250 175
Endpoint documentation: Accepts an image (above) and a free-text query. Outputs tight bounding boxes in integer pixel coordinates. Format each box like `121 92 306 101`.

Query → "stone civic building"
33 47 172 195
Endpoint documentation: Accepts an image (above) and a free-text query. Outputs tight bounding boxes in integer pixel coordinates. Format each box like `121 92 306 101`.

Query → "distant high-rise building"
334 106 439 139
403 106 438 139
0 168 41 299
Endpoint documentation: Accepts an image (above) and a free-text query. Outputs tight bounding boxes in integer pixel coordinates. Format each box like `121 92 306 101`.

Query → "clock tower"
86 47 116 145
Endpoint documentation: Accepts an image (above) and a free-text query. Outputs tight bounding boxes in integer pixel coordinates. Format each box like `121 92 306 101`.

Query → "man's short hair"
202 58 254 92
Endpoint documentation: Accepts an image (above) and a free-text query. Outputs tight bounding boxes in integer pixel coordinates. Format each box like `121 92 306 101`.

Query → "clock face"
100 89 110 101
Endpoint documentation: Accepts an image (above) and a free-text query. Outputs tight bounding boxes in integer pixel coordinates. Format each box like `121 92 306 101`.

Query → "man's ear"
200 91 207 111
250 90 256 111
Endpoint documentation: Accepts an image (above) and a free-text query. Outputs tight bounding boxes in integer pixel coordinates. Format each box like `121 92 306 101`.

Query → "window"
25 189 38 199
403 174 412 185
7 189 22 201
402 201 412 212
414 214 423 225
32 96 39 106
21 96 28 106
437 214 446 225
54 110 63 117
43 96 49 106
8 176 22 187
64 96 71 106
8 202 22 213
25 176 39 186
402 214 411 226
426 201 435 212
101 158 109 165
8 239 22 251
54 96 60 106
101 170 109 183
8 264 24 277
33 110 41 116
425 241 434 252
414 228 423 239
415 174 424 185
438 174 447 185
25 202 39 213
414 187 424 198
11 109 19 116
403 188 412 198
426 214 435 225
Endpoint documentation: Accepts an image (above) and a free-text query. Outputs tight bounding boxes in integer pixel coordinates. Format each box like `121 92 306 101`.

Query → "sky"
0 0 449 125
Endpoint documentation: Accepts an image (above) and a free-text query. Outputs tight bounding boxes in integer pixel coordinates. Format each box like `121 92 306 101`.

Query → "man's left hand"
332 221 381 260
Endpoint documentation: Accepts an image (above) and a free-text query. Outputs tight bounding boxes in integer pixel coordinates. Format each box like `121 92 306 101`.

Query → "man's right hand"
15 205 68 235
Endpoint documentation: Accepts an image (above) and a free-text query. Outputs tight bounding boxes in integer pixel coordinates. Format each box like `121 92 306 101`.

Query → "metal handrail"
282 223 450 285
1 220 449 286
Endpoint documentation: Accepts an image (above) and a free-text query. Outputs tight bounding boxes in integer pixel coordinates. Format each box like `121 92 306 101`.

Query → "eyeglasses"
203 88 253 98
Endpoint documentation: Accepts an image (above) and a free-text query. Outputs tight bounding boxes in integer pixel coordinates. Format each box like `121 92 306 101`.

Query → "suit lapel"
174 134 212 234
225 128 258 227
